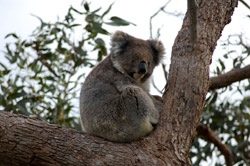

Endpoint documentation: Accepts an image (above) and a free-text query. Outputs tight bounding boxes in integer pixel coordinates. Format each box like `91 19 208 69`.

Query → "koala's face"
112 43 154 81
110 31 164 83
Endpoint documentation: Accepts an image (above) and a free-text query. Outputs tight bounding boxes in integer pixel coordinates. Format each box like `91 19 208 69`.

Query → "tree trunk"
0 0 237 165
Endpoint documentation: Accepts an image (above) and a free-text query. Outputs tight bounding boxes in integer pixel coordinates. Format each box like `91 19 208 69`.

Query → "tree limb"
0 110 166 166
209 64 250 90
197 125 233 166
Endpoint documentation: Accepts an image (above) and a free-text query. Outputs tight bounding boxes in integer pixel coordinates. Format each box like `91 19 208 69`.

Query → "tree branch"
152 79 163 94
37 58 60 78
162 64 168 81
239 0 250 10
197 125 233 166
209 64 250 90
0 110 167 166
187 0 198 43
149 0 172 38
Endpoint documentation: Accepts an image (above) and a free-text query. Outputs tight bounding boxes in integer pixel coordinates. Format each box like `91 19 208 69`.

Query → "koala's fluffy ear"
110 31 131 56
148 39 165 65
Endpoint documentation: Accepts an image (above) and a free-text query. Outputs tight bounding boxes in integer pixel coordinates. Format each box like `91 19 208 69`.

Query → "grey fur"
80 31 164 142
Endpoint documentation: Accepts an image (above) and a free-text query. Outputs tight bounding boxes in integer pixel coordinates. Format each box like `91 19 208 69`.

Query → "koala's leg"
150 95 163 113
121 85 160 127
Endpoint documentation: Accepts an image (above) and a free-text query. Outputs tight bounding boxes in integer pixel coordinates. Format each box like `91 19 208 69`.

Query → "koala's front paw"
122 85 142 97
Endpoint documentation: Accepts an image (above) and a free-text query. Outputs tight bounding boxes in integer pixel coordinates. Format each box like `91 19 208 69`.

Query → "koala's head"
110 31 165 83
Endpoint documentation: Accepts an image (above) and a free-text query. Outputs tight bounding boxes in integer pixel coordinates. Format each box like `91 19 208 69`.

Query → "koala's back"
80 56 143 142
80 56 118 108
80 56 126 108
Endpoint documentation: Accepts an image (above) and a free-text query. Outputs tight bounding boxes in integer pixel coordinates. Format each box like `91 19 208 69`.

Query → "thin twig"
162 11 184 18
152 79 163 94
239 0 250 10
38 58 60 78
162 64 168 82
149 0 172 38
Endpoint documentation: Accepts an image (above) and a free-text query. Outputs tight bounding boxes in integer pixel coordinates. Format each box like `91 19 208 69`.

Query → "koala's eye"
148 62 150 66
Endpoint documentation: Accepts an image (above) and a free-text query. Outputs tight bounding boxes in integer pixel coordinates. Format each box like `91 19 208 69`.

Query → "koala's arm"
150 95 163 113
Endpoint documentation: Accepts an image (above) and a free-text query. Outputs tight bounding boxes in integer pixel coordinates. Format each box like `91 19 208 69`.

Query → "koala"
80 31 164 142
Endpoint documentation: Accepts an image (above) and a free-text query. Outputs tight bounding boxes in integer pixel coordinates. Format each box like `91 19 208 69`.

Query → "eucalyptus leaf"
105 16 136 26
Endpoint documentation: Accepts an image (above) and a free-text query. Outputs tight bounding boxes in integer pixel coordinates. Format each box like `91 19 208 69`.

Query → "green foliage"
0 1 134 130
191 34 250 165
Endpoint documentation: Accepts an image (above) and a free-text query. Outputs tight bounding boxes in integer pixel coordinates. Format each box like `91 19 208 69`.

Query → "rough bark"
0 111 143 166
159 0 237 164
0 0 238 165
187 0 198 43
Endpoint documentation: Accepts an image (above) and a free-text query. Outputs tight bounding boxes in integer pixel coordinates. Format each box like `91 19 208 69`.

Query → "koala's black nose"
138 61 147 74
